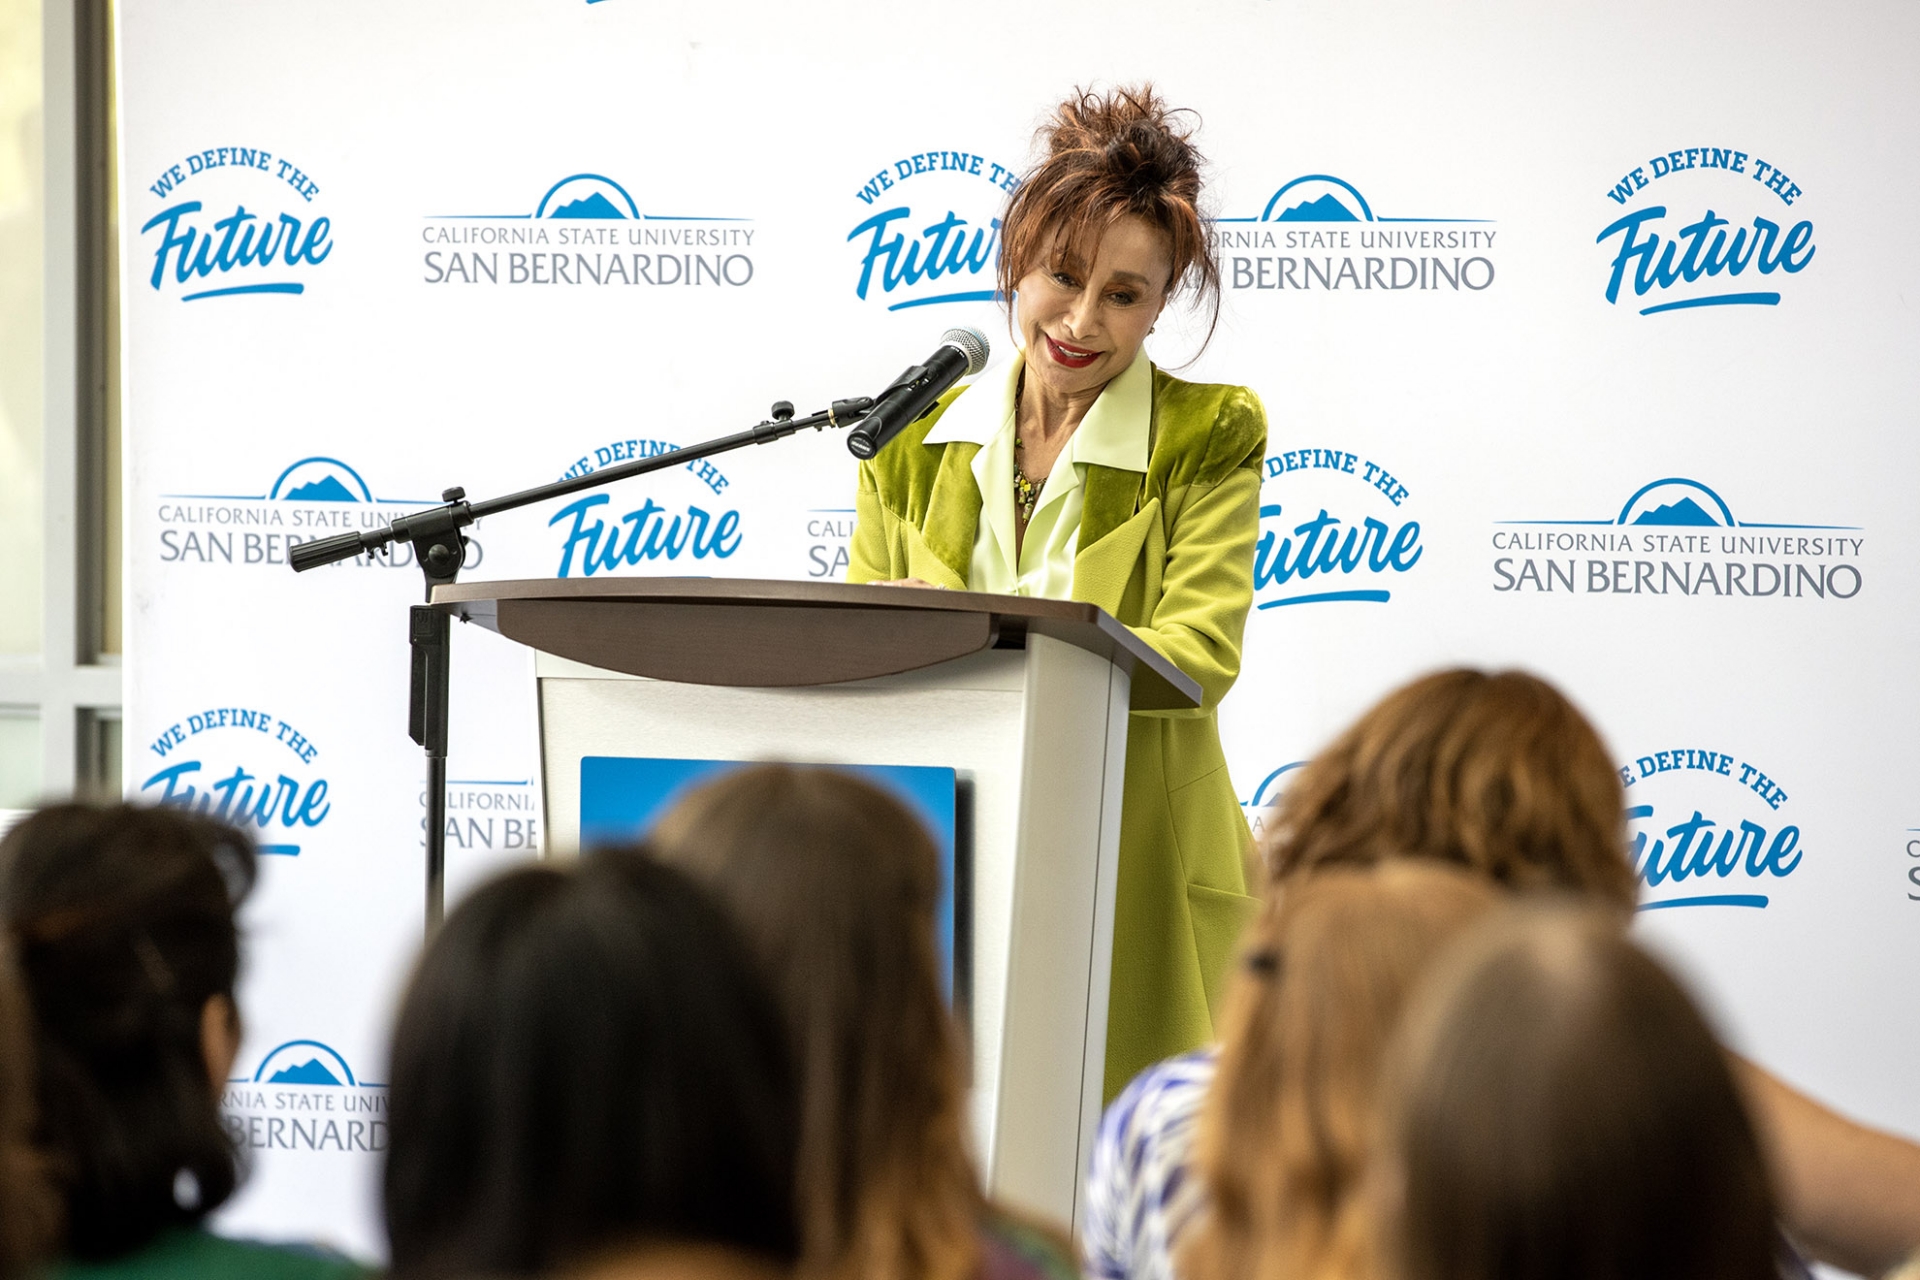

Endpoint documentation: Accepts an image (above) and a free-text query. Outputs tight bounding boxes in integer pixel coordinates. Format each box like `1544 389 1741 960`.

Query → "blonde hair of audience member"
1251 668 1920 1275
1368 906 1779 1280
1180 864 1501 1280
1263 668 1636 910
651 766 985 1280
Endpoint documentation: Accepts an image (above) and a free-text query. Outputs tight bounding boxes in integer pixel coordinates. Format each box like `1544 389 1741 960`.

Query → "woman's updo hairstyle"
998 85 1220 344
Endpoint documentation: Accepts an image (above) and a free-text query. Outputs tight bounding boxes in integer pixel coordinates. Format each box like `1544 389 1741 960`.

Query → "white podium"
432 577 1200 1227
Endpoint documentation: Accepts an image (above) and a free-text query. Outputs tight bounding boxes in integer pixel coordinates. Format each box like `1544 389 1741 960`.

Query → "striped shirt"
1078 1050 1819 1280
1080 1048 1216 1280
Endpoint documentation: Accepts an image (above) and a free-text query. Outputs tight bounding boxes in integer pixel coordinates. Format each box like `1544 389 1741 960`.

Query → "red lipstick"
1044 334 1101 370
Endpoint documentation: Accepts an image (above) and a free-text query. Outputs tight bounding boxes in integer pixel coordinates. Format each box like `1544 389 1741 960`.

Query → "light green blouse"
923 347 1152 599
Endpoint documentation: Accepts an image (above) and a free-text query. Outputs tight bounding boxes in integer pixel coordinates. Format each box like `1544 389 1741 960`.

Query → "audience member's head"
1368 906 1779 1280
0 803 253 1262
1182 863 1501 1280
1265 668 1636 909
651 765 979 1280
0 933 55 1279
383 847 799 1280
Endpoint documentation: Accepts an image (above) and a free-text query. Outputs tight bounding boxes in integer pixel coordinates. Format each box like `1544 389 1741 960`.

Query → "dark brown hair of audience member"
651 765 979 1280
1368 906 1780 1280
996 84 1220 345
384 847 798 1279
1264 669 1637 909
0 803 254 1263
0 935 56 1280
1181 864 1501 1280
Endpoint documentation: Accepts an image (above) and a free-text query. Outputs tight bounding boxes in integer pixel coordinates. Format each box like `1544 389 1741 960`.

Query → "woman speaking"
848 86 1266 1099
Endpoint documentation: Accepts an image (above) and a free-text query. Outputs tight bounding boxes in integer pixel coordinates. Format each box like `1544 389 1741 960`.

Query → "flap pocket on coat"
1186 881 1259 1029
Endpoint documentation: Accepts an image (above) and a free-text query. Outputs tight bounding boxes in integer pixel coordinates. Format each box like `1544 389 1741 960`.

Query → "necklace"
1011 365 1048 524
1013 441 1042 524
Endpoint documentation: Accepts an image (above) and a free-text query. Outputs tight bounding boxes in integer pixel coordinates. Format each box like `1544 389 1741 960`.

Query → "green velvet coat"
848 365 1267 1099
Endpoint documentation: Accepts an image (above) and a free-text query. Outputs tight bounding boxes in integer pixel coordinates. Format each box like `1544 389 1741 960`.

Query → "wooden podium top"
432 577 1202 711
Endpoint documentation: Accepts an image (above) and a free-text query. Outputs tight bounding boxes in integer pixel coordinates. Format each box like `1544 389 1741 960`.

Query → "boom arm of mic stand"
283 392 874 932
287 396 875 578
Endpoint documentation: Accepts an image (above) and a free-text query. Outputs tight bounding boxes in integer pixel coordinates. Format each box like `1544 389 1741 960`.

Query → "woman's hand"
871 578 946 589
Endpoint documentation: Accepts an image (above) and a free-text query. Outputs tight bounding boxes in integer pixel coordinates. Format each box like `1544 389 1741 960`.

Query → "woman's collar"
922 346 1152 473
922 349 1021 446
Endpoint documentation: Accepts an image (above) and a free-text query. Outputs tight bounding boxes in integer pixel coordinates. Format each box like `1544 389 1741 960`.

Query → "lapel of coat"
1072 463 1157 616
913 442 981 591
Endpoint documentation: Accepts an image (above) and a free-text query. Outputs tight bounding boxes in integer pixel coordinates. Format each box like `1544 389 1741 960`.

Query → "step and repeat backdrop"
116 0 1920 1262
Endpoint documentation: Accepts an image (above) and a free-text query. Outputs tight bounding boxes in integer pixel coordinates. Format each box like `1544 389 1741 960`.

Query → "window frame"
0 0 121 804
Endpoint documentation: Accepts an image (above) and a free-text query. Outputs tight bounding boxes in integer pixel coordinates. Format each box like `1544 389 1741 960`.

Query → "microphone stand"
288 395 874 929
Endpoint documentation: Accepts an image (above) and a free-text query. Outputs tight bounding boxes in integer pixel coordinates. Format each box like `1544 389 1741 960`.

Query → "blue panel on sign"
580 757 960 998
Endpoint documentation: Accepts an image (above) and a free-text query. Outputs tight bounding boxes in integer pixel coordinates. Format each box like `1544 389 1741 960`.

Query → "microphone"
846 327 990 459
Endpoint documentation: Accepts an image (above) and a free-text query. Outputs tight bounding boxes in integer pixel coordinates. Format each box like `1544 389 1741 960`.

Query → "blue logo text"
550 494 742 577
140 761 331 849
1597 206 1813 314
1630 802 1800 909
142 202 331 301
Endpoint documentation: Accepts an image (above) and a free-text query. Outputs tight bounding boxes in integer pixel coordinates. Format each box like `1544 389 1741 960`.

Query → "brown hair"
0 803 253 1264
997 85 1220 339
1182 864 1502 1280
1369 905 1780 1280
0 934 56 1280
1264 669 1637 909
650 766 979 1280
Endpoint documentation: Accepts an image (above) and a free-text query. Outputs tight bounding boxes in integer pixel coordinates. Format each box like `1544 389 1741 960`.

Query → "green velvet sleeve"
1127 389 1267 710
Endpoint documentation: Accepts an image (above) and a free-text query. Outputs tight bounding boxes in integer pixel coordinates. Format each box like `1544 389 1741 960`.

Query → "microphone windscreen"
940 326 991 376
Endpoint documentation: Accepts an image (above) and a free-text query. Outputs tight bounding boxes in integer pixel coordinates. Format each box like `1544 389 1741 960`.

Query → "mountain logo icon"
548 191 625 219
268 1058 342 1085
1631 497 1718 526
160 457 439 515
281 475 357 502
1261 176 1373 223
1278 193 1362 222
246 1039 367 1088
1500 475 1857 536
268 457 373 503
535 174 641 220
425 171 749 227
1218 173 1491 228
1616 479 1735 527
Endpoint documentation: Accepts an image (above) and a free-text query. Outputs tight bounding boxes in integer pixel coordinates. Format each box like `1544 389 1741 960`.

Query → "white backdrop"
116 0 1920 1263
